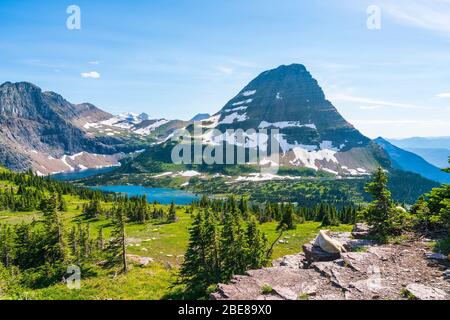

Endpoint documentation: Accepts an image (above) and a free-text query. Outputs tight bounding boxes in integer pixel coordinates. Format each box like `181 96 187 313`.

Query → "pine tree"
179 210 221 294
97 227 105 251
220 212 246 281
107 205 127 273
244 216 268 269
278 203 296 230
167 201 178 223
68 225 79 262
363 167 395 239
0 224 14 267
40 194 66 264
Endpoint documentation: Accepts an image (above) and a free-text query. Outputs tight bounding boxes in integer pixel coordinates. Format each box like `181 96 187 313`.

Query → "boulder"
313 230 346 254
405 283 448 300
126 254 154 266
303 243 341 263
352 223 371 239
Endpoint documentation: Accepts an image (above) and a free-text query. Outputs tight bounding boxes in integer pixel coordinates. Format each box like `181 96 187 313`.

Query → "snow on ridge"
69 152 85 161
242 90 256 97
322 168 338 175
61 155 75 171
258 121 317 130
179 170 201 177
224 106 248 113
290 147 338 171
219 112 248 124
134 119 170 135
232 99 253 106
202 115 221 129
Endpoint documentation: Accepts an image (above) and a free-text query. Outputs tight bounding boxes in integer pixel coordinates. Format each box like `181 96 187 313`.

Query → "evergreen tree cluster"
411 158 450 233
179 204 268 297
194 196 358 228
0 170 113 213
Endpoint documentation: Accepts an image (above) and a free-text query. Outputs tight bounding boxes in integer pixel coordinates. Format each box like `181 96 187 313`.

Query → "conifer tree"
40 194 66 264
220 212 246 280
97 227 105 251
0 224 14 267
363 167 395 239
68 225 79 262
244 216 268 269
107 205 127 273
179 210 220 294
167 201 178 223
278 203 296 230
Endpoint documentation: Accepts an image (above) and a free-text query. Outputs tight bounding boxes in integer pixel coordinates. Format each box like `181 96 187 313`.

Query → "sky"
1 0 450 138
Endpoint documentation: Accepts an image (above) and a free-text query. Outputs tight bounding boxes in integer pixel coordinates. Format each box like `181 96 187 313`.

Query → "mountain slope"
374 137 450 184
0 82 139 173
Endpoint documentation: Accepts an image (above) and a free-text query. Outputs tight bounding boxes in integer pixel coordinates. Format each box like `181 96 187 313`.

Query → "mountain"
0 82 142 174
194 64 382 175
190 113 211 121
117 64 393 178
374 137 450 184
387 137 450 168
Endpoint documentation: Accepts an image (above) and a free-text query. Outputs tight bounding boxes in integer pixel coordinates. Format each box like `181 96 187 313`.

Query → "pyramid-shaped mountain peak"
211 64 369 152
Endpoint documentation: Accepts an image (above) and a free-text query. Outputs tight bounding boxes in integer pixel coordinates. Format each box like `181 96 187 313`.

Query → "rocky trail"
212 229 450 300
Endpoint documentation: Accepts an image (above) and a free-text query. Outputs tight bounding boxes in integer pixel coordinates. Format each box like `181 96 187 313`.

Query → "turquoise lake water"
91 185 199 205
52 168 199 205
51 167 117 181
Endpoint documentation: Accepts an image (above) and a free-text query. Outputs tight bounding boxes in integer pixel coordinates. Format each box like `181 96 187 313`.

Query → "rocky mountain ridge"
0 82 138 173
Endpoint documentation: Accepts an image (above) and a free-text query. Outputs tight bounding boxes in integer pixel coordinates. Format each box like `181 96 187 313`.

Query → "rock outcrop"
212 232 450 300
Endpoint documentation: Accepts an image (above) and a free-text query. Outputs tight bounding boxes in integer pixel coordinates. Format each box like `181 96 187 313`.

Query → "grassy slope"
0 195 351 300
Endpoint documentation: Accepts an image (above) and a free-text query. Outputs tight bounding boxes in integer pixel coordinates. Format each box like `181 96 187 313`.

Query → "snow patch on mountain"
83 112 169 136
232 99 253 106
224 106 248 113
134 119 170 135
290 147 338 171
259 121 317 130
242 90 256 96
220 112 248 124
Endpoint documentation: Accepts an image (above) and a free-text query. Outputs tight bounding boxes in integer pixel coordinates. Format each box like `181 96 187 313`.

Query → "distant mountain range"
1 64 448 188
375 137 450 184
387 137 450 168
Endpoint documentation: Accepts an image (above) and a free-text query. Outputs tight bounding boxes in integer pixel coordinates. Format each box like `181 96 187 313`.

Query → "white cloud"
380 0 450 35
215 66 234 75
88 61 100 65
81 71 100 79
330 93 429 110
437 92 450 98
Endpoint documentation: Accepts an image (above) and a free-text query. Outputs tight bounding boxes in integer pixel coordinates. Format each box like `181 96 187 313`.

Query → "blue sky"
1 0 450 138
